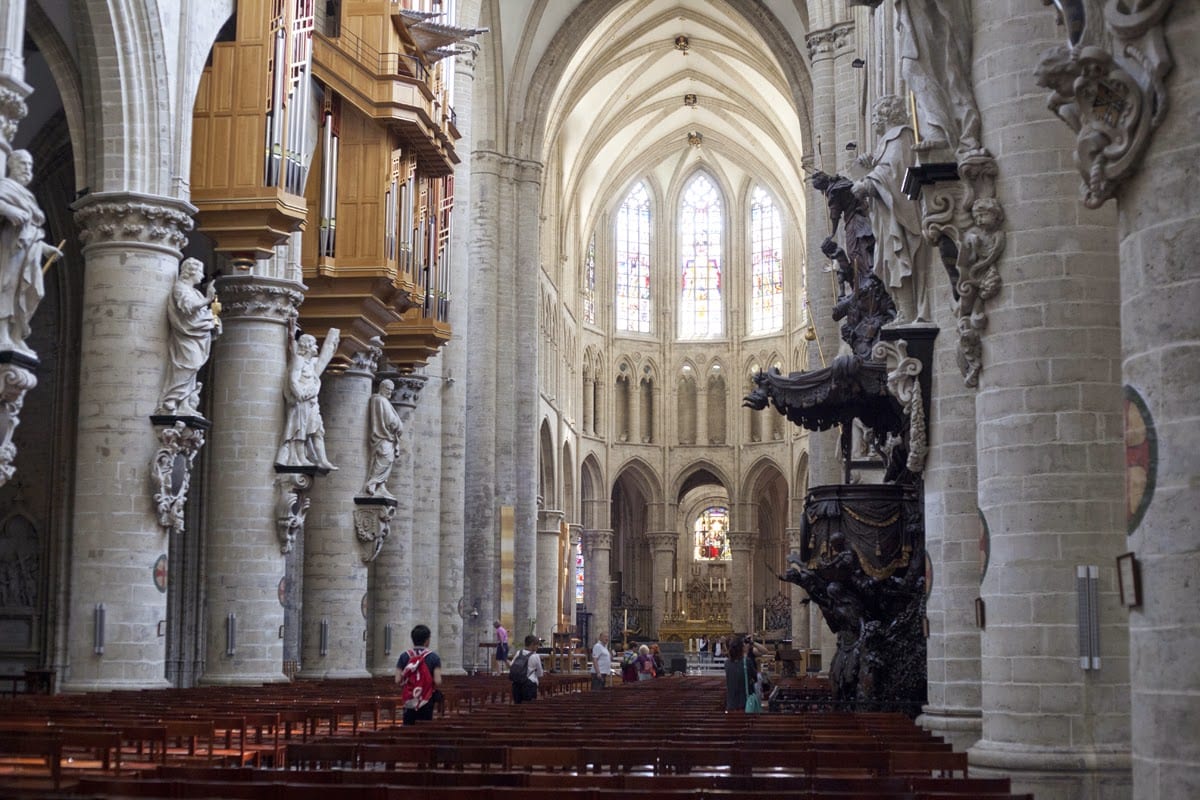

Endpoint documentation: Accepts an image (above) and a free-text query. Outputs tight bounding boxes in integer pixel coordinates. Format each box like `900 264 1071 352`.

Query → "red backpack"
400 648 434 709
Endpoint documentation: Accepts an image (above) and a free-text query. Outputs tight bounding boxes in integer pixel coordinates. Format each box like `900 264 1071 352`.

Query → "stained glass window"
582 232 596 325
694 506 731 561
750 186 783 334
679 173 723 339
616 182 652 333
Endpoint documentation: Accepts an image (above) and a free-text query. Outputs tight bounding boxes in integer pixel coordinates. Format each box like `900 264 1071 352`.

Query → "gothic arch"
671 459 734 504
580 453 605 529
538 418 556 508
561 440 576 523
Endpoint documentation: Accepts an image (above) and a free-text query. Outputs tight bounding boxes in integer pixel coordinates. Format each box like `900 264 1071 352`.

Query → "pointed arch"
562 440 576 523
671 459 734 504
580 453 606 530
749 183 784 335
539 418 556 508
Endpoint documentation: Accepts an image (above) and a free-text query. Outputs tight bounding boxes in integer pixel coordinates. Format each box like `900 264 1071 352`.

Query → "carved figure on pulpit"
854 96 934 325
0 150 60 356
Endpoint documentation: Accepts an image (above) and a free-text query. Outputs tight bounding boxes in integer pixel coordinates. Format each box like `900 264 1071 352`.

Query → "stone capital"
380 373 427 419
537 508 565 534
73 192 197 253
787 527 806 551
212 275 305 325
568 523 583 547
805 22 854 62
646 532 679 552
583 529 613 551
345 341 383 378
727 531 757 552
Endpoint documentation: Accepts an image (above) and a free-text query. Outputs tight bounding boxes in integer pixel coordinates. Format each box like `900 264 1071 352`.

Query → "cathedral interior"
0 1 1195 798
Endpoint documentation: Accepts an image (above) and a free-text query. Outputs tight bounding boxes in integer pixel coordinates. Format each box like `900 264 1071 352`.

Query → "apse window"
694 506 731 561
678 173 724 340
615 181 652 333
749 185 783 334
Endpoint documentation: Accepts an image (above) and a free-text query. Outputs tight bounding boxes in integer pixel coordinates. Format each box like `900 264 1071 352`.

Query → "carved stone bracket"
274 470 314 554
353 497 397 563
1037 0 1175 207
0 354 37 488
73 193 197 251
149 417 209 534
918 149 1006 388
871 339 927 474
0 87 29 147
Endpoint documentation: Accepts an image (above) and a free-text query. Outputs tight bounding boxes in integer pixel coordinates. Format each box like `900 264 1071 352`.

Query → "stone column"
410 378 442 647
917 209 982 751
61 195 195 690
804 24 849 488
367 373 423 676
583 529 613 642
1115 7 1200 797
536 509 564 641
297 347 377 679
728 532 755 634
787 527 810 649
968 7 1130 797
647 532 678 635
565 523 582 629
199 276 303 685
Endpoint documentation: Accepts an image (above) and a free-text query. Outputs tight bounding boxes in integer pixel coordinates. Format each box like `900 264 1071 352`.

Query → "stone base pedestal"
916 707 981 753
969 739 1131 800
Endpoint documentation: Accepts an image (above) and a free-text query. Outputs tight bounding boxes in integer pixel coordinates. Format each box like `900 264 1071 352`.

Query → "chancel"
0 1 1195 799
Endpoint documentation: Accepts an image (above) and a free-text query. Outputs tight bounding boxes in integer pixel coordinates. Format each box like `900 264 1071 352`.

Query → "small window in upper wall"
616 182 652 333
750 185 783 335
582 231 596 325
678 173 723 340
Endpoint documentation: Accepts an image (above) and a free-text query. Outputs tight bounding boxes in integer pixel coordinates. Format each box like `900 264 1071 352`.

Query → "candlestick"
709 577 713 591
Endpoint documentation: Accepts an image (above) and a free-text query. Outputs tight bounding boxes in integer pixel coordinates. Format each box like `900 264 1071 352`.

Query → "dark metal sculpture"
745 169 930 714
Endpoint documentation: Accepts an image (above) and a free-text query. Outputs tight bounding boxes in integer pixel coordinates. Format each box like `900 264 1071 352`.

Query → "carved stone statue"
361 379 404 498
276 323 341 471
156 257 221 416
0 150 59 356
893 0 981 155
854 95 934 324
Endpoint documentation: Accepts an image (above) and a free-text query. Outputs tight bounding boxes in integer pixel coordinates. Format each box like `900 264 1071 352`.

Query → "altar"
656 618 733 645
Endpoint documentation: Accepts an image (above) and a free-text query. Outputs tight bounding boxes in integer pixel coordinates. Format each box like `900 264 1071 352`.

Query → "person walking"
591 632 612 690
395 624 443 725
509 634 544 704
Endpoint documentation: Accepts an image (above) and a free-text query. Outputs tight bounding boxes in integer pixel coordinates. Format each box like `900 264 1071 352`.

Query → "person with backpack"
395 623 442 725
508 634 544 704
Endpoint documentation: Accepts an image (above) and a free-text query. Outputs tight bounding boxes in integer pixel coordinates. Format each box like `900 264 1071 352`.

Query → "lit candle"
623 608 628 630
762 608 767 631
709 577 713 591
908 90 921 146
665 577 669 593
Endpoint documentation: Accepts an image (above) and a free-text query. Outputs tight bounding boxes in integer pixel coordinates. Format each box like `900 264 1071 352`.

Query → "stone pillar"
968 7 1130 797
583 529 613 642
536 509 564 641
410 377 442 647
565 523 582 629
728 532 755 634
647 532 678 634
297 347 377 679
199 276 303 685
1115 7 1200 797
787 527 810 648
61 195 194 691
367 374 424 676
917 209 982 751
804 23 851 488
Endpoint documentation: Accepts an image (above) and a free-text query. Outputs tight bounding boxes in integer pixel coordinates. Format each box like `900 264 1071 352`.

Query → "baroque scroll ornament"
0 362 36 487
151 421 207 534
1036 0 1175 208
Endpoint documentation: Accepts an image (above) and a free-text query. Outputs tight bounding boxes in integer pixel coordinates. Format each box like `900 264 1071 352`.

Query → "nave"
0 675 1033 799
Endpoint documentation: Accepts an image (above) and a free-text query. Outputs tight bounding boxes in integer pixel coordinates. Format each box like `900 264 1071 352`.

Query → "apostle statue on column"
276 322 340 471
156 257 221 416
361 378 403 498
853 95 934 325
0 150 60 356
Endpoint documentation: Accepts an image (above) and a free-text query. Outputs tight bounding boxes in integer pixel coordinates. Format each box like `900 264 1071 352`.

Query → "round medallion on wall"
1124 385 1157 535
361 593 369 620
153 554 168 594
278 576 290 608
923 551 933 597
978 508 990 583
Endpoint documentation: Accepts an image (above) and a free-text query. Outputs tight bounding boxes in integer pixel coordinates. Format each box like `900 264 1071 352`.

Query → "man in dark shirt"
395 624 443 725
